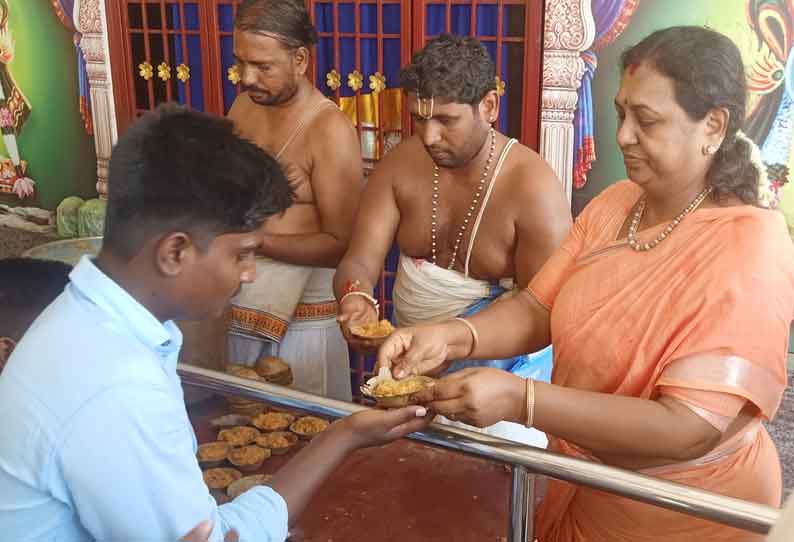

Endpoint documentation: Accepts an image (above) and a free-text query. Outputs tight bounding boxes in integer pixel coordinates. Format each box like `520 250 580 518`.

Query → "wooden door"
107 1 216 134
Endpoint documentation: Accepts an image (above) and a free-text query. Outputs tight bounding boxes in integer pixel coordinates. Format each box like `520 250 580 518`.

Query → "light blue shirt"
0 256 288 541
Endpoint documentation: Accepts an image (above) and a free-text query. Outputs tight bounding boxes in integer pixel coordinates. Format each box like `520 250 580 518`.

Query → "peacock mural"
745 0 793 208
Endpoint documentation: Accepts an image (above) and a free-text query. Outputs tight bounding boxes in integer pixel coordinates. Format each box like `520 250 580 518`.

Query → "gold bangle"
525 378 536 428
453 317 479 358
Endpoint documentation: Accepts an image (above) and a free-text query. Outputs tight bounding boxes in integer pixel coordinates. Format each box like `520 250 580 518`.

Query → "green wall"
0 0 97 210
572 0 792 217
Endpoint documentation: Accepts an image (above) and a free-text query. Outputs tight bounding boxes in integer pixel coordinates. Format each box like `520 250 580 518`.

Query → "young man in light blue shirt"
0 104 430 541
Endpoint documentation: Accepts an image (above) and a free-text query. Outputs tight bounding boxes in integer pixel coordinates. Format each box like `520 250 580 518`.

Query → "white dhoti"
228 259 352 401
393 255 547 448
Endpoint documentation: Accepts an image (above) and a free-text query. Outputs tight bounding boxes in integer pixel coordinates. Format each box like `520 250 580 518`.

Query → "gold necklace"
430 128 496 269
627 185 713 252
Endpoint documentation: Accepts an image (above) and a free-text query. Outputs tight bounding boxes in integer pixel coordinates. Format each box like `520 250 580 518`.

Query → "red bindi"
627 63 639 75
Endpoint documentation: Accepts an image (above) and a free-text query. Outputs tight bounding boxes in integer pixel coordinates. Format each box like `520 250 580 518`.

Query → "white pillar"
541 0 596 203
74 0 118 199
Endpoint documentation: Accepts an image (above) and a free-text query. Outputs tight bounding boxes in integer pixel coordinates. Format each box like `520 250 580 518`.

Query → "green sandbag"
56 196 85 238
77 198 106 237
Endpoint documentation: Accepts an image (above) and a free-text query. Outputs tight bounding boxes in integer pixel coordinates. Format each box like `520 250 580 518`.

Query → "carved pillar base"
75 0 117 199
541 0 595 202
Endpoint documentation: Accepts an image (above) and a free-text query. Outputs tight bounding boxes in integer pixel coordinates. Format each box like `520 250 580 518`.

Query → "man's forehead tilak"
416 96 434 120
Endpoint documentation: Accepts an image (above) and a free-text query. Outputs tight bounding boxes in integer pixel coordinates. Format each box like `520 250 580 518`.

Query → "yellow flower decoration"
138 61 153 81
227 64 241 85
176 63 190 83
157 62 171 82
326 69 341 91
347 70 363 92
495 76 506 96
368 72 386 94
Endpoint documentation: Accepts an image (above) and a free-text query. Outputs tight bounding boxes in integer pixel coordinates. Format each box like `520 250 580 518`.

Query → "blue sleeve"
54 384 289 542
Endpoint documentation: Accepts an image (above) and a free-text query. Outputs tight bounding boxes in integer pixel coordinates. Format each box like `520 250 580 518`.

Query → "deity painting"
0 0 34 199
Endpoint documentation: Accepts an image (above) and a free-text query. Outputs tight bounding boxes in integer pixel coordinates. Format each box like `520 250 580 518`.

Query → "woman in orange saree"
375 26 794 541
527 178 792 541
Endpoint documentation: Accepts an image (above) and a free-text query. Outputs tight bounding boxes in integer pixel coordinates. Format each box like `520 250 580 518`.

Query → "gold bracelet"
525 377 536 428
453 317 479 358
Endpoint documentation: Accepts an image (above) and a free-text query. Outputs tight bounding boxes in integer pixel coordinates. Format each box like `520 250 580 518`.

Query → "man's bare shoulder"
500 142 565 204
370 135 428 180
309 101 356 137
305 101 361 162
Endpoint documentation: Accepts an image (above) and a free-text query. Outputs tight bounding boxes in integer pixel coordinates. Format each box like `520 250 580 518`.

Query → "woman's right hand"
376 321 470 379
337 295 380 352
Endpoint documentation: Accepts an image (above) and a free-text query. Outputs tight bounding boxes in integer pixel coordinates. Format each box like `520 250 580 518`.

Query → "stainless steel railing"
178 364 781 540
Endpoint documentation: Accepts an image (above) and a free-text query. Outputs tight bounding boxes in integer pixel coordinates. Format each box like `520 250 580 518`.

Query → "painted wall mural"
0 0 97 210
573 0 794 235
0 0 33 199
744 0 793 208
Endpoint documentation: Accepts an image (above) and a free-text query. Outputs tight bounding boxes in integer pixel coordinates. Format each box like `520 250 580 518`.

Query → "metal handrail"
178 365 781 539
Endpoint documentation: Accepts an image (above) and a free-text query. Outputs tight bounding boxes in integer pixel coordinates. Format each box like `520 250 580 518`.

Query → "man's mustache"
242 85 267 94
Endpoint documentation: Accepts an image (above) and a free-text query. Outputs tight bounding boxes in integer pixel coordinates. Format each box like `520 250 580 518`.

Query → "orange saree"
528 181 794 542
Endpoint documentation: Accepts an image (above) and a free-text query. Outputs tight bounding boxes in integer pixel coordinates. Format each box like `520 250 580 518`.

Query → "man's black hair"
103 103 294 259
235 0 318 49
0 258 71 338
400 33 496 105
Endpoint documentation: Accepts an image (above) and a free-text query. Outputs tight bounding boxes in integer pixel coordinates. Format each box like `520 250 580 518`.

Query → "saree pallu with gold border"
528 181 794 542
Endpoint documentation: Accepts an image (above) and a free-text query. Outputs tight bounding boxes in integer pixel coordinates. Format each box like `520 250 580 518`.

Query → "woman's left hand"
412 367 527 428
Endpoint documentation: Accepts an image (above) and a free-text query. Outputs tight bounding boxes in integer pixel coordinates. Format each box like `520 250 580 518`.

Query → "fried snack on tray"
228 445 270 472
255 431 299 455
218 426 261 447
290 416 330 439
254 356 293 385
197 441 230 468
252 411 296 432
202 467 242 490
349 319 394 339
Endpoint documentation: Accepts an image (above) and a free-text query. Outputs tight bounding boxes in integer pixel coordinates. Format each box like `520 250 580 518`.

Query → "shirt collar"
69 256 183 352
